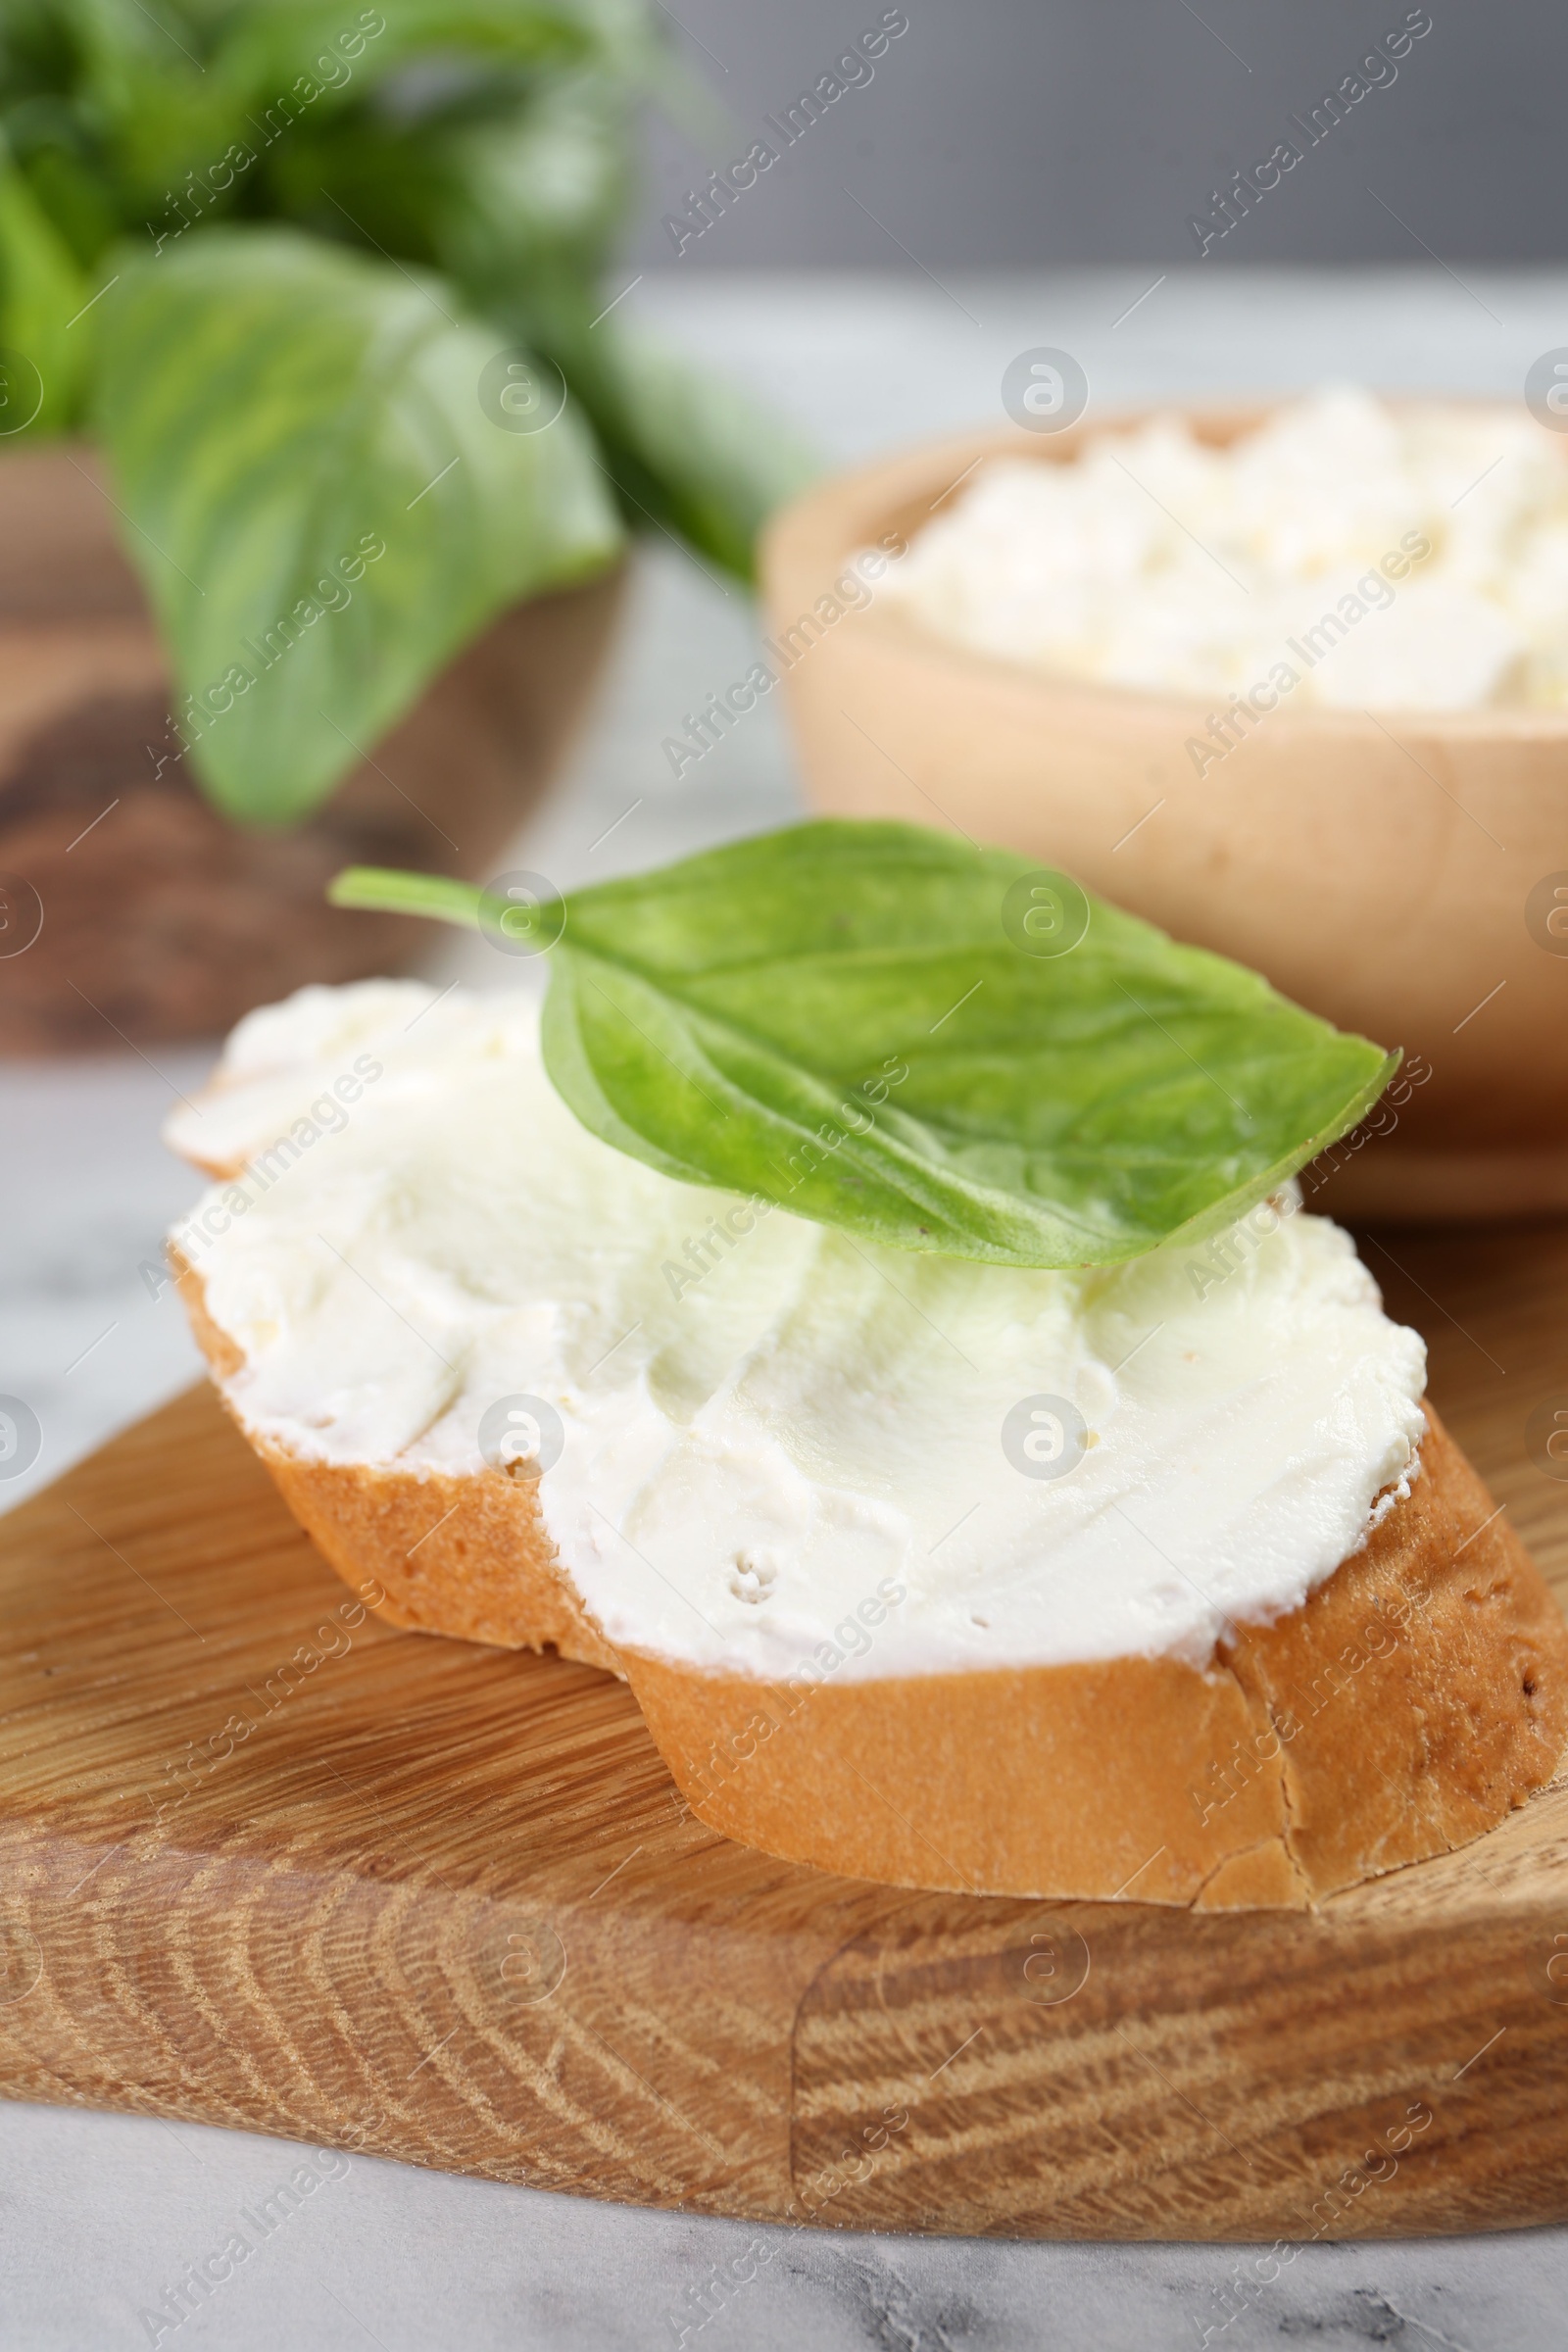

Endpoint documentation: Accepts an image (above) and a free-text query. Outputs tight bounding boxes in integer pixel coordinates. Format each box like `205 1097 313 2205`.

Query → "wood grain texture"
2 1219 1568 2240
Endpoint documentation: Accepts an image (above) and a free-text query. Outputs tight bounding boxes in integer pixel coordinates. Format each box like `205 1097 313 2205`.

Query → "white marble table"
4 268 1566 2346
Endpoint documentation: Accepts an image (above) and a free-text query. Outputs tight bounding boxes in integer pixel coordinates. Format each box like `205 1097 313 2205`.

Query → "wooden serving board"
4 1221 1568 2242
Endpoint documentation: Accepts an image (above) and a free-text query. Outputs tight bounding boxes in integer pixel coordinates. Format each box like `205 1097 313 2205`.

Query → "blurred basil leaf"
34 0 249 215
0 0 820 820
271 75 819 584
426 74 635 286
93 226 622 824
550 316 819 583
208 1 621 114
0 142 86 433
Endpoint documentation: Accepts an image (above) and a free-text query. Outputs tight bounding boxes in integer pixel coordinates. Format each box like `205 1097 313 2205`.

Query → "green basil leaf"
207 1 618 116
538 316 819 585
2 4 804 589
425 79 636 291
33 1 247 217
0 140 87 432
262 74 630 293
92 224 622 825
330 820 1399 1269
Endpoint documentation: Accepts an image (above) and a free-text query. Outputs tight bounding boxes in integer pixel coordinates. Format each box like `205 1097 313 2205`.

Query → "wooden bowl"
0 445 626 1053
761 416 1568 1223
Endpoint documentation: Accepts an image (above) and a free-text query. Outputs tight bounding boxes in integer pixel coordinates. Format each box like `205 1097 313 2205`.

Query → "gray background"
629 0 1565 270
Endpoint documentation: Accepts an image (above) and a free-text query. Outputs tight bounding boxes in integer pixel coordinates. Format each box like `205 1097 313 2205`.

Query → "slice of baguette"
177 1242 1568 1907
174 1251 619 1674
621 1407 1568 1907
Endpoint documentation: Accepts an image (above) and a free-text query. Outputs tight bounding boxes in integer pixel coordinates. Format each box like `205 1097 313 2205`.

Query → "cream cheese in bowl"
880 387 1568 710
167 981 1427 1683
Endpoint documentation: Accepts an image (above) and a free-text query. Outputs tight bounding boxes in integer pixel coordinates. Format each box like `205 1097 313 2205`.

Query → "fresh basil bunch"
0 0 813 823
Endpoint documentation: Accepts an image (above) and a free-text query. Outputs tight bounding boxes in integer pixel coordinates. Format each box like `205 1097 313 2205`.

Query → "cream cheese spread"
884 387 1568 710
167 980 1427 1682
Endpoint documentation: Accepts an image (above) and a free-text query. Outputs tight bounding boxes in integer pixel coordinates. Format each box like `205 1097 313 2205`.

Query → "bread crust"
620 1409 1568 1907
257 1446 622 1673
172 1252 619 1673
174 1255 1568 1906
1227 1408 1568 1895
